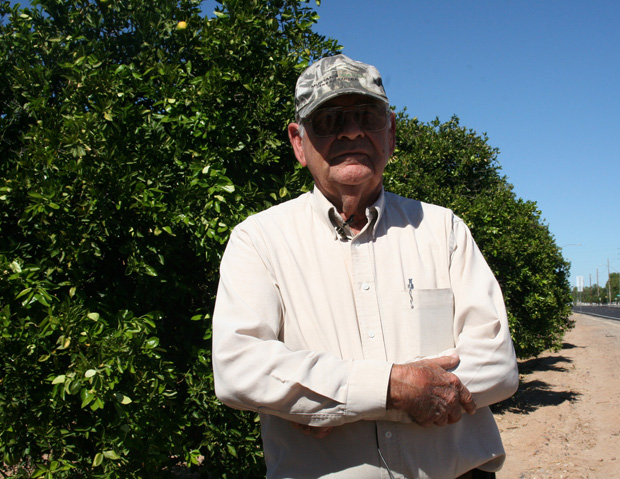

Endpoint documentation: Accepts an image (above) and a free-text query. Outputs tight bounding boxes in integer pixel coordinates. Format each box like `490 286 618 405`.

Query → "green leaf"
51 375 66 385
103 450 121 460
114 393 132 404
90 397 105 411
56 335 71 350
144 265 158 276
144 337 159 349
80 388 95 408
15 287 32 299
92 453 103 467
34 293 51 307
9 261 22 273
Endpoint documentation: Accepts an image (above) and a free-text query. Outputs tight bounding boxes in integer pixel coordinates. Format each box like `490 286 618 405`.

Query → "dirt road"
493 313 620 478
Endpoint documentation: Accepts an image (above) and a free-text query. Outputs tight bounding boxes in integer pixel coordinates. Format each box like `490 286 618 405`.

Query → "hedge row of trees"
1 0 572 477
574 272 620 304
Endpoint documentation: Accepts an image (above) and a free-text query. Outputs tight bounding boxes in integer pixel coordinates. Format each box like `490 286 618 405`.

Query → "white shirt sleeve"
212 225 393 427
448 216 519 407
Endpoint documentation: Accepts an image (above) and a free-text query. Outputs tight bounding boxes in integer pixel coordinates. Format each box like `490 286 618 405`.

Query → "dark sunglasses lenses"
309 104 387 137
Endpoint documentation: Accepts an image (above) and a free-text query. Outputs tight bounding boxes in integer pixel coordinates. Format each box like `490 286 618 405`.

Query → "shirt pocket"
401 288 455 358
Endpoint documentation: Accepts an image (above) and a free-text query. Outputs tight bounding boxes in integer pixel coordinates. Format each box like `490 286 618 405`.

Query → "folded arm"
212 227 392 427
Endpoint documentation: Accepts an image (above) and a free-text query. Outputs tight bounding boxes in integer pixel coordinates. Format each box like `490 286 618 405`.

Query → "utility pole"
608 259 612 305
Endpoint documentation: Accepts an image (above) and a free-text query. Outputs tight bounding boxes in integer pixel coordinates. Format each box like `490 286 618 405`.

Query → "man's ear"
288 123 307 167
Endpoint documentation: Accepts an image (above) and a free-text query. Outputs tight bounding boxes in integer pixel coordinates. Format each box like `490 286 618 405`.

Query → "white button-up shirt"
213 187 518 479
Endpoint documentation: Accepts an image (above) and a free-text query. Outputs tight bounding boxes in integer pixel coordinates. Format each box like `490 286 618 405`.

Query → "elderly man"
213 54 519 479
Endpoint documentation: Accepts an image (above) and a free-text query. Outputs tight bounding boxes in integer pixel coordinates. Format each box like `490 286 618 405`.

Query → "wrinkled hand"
387 355 476 427
290 422 334 438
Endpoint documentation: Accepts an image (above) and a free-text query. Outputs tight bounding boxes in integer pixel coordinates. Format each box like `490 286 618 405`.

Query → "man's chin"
330 168 379 188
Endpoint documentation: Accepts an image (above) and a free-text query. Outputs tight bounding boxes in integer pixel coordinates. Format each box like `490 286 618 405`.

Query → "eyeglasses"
305 103 389 137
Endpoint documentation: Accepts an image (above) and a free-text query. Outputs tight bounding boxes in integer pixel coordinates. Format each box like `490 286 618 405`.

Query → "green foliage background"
574 271 620 304
0 0 571 477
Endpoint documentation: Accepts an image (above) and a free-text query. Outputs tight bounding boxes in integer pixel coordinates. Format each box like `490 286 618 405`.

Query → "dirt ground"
493 313 620 479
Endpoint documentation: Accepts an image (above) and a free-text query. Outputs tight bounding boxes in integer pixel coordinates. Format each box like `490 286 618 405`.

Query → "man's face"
288 94 396 201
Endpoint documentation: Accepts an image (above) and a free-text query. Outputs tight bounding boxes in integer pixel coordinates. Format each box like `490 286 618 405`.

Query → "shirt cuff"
346 360 393 418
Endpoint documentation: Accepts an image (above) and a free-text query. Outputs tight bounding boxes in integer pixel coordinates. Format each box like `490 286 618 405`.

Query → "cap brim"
297 89 389 121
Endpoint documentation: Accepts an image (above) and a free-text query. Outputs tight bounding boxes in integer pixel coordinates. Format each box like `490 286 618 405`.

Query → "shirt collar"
310 186 385 241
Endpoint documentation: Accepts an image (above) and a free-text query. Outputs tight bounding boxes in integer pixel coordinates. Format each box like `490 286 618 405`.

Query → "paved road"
573 304 620 321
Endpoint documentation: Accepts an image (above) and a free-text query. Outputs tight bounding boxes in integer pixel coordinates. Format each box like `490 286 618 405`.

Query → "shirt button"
361 282 370 291
368 330 376 338
385 431 392 439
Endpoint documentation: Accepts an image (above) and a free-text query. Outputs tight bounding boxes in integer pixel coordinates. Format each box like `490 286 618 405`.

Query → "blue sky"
306 0 620 289
7 0 620 289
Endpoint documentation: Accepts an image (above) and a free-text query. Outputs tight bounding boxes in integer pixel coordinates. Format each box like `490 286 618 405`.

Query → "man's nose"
337 110 365 140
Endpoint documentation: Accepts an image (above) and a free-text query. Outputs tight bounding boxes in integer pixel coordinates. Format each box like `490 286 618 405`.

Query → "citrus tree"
0 0 335 477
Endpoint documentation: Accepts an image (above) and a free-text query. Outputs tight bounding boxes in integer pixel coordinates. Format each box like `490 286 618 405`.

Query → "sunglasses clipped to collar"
304 103 389 137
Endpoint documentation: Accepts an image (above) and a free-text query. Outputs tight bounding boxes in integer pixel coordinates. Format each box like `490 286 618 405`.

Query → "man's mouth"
331 151 369 163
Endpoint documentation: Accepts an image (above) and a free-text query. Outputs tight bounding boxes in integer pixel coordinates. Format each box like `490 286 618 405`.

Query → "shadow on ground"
491 344 582 415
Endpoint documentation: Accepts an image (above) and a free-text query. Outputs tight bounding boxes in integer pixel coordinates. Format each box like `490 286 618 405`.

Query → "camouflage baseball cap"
295 54 389 121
